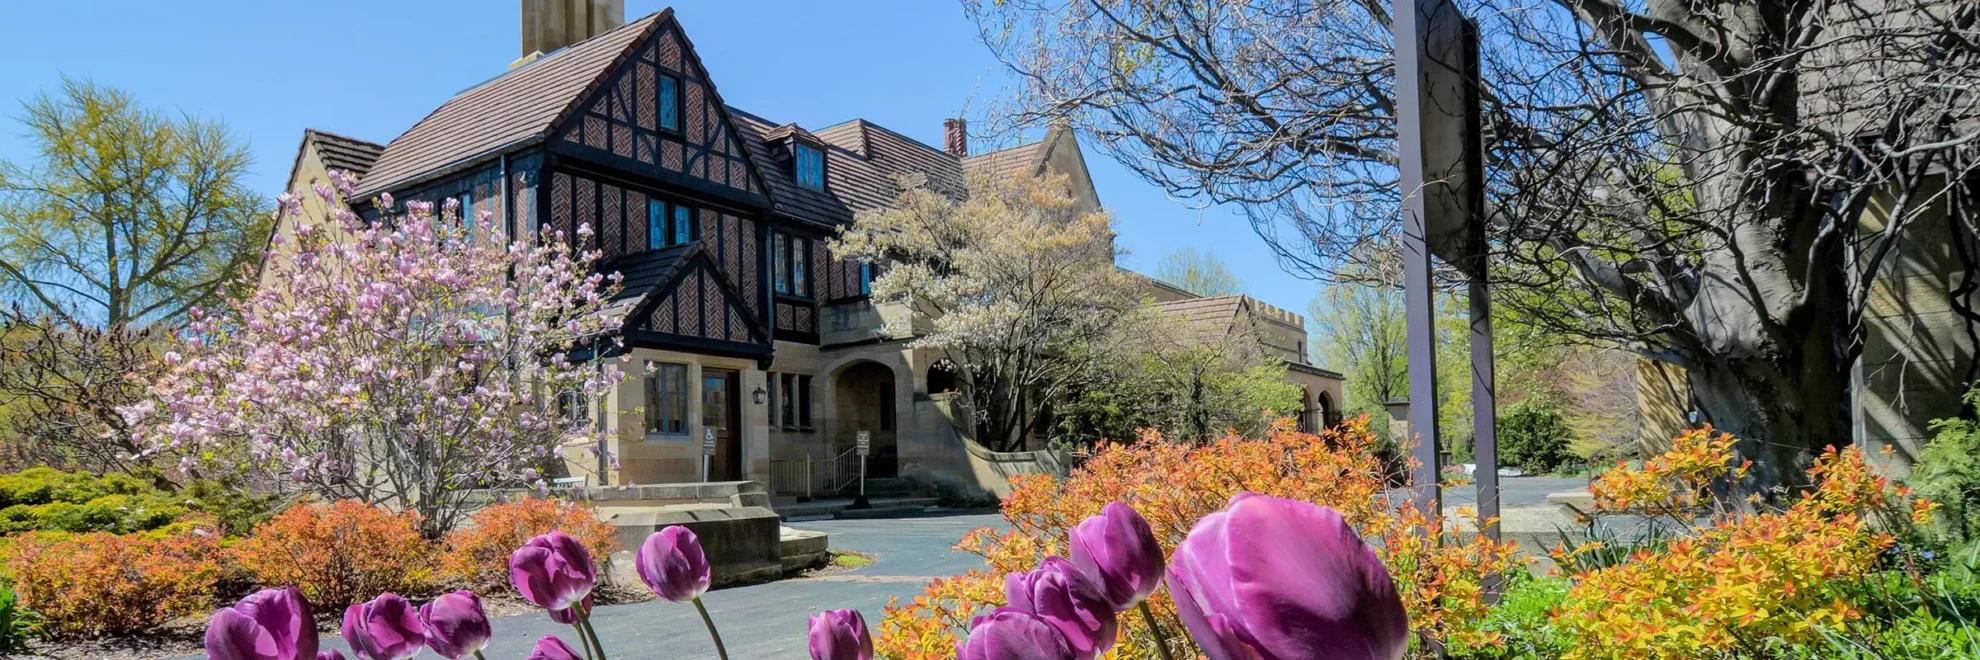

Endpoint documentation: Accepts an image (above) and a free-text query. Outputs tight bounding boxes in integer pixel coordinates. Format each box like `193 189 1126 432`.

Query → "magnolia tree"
127 174 625 535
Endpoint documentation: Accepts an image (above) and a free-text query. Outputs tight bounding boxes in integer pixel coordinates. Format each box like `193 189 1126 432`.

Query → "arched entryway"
926 359 959 395
833 360 898 478
1317 391 1341 430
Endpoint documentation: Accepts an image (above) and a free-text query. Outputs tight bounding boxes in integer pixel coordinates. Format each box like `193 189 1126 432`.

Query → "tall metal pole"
1396 0 1442 519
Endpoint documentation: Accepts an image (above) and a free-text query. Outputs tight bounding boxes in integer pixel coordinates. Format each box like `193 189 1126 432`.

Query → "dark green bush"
0 468 271 536
1497 400 1577 475
0 579 33 652
1448 573 1571 659
1914 386 1980 544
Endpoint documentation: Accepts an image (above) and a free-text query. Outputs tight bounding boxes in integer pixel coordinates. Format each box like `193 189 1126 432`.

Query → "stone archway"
926 359 959 395
1317 391 1341 430
832 360 899 478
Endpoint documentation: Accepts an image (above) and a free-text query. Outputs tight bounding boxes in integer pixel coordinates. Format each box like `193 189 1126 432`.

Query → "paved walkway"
314 512 1001 659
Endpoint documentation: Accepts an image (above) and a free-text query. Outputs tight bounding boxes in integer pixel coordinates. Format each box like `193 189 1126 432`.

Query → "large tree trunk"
1687 354 1852 492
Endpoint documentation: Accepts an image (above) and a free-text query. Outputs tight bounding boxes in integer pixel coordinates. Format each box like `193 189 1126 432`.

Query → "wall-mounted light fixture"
753 385 768 405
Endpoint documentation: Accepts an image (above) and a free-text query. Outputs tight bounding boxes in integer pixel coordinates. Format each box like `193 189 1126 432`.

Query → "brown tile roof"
961 141 1048 182
356 11 669 197
305 129 385 179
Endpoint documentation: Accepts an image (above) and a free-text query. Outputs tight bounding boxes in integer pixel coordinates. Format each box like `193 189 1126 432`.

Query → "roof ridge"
303 128 384 150
844 119 955 163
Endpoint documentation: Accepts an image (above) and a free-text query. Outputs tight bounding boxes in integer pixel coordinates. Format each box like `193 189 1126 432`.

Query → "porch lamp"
753 385 767 405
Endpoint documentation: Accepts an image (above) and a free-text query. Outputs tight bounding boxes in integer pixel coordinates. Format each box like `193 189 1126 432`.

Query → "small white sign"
702 428 717 457
855 431 871 457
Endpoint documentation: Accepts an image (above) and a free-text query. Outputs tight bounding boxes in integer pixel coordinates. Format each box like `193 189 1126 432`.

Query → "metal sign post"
701 427 715 483
1396 0 1500 602
851 431 872 509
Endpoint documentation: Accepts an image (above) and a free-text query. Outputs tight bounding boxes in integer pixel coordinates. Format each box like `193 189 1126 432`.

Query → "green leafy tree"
1056 307 1301 445
1914 386 1980 543
0 78 268 327
1153 246 1242 297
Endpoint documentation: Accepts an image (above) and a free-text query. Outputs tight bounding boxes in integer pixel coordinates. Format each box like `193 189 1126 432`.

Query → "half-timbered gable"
547 13 770 210
603 243 771 360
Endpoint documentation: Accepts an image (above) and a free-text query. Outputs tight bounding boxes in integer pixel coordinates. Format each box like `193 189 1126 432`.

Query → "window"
459 192 473 233
774 233 809 297
794 144 825 190
657 74 681 132
673 205 693 245
646 199 696 249
644 362 689 435
858 262 873 296
792 239 809 296
647 199 665 250
557 390 588 428
776 373 813 431
774 234 789 294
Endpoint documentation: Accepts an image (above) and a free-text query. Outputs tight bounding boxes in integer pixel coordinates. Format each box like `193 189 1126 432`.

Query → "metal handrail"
767 443 864 499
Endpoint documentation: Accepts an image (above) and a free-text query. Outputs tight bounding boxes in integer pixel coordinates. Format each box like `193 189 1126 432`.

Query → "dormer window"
794 144 825 190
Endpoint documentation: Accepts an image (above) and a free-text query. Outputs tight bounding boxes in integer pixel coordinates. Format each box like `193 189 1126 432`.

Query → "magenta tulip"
806 608 874 660
1068 501 1166 610
1165 493 1409 660
526 635 584 660
956 608 1075 660
317 653 348 660
419 590 492 659
635 525 711 602
204 586 319 660
546 594 594 625
340 593 427 660
509 530 597 611
1003 556 1117 659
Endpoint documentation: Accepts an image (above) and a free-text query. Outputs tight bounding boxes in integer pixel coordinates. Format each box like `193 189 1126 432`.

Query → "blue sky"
0 0 1318 318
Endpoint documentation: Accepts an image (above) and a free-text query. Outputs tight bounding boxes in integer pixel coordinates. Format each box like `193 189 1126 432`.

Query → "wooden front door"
701 369 742 481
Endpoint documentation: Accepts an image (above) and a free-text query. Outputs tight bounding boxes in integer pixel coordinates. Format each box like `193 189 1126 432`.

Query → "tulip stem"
472 652 488 660
576 602 609 660
692 596 730 660
1138 601 1177 660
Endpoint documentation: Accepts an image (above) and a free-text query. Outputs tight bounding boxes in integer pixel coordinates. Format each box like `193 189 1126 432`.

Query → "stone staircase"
770 477 942 519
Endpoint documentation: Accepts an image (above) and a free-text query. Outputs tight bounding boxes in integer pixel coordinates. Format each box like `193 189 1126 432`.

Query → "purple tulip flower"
1004 556 1117 659
509 530 597 611
204 586 319 660
956 608 1075 660
1165 493 1409 660
546 594 594 625
1068 501 1166 611
635 525 711 602
340 593 428 660
527 635 585 660
419 590 492 659
806 608 874 660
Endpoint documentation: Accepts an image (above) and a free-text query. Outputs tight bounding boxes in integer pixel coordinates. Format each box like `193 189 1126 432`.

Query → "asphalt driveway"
346 512 997 659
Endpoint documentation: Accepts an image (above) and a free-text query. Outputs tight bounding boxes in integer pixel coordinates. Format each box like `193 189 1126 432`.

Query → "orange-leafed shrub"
440 497 620 591
1553 428 1932 659
5 528 223 637
875 418 1521 659
232 500 434 608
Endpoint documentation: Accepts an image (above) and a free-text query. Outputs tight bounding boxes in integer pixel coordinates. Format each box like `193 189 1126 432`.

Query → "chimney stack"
515 0 625 70
943 118 968 157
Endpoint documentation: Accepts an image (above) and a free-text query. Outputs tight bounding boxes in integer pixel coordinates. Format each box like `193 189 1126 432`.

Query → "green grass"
829 550 874 569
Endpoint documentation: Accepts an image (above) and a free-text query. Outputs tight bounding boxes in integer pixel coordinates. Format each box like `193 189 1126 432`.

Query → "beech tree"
966 0 1980 487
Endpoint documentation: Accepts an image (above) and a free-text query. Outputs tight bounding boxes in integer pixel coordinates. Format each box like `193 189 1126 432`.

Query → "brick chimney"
943 118 968 157
514 0 625 70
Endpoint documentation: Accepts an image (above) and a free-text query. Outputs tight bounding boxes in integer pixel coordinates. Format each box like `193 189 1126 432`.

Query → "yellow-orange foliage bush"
875 418 1521 659
1553 426 1934 659
6 527 223 637
440 497 620 591
231 500 434 608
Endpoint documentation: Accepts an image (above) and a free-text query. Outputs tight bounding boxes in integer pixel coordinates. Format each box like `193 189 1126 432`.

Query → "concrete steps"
772 496 942 520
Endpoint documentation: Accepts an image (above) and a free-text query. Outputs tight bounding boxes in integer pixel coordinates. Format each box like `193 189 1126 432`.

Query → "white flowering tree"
127 174 625 535
833 173 1141 451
